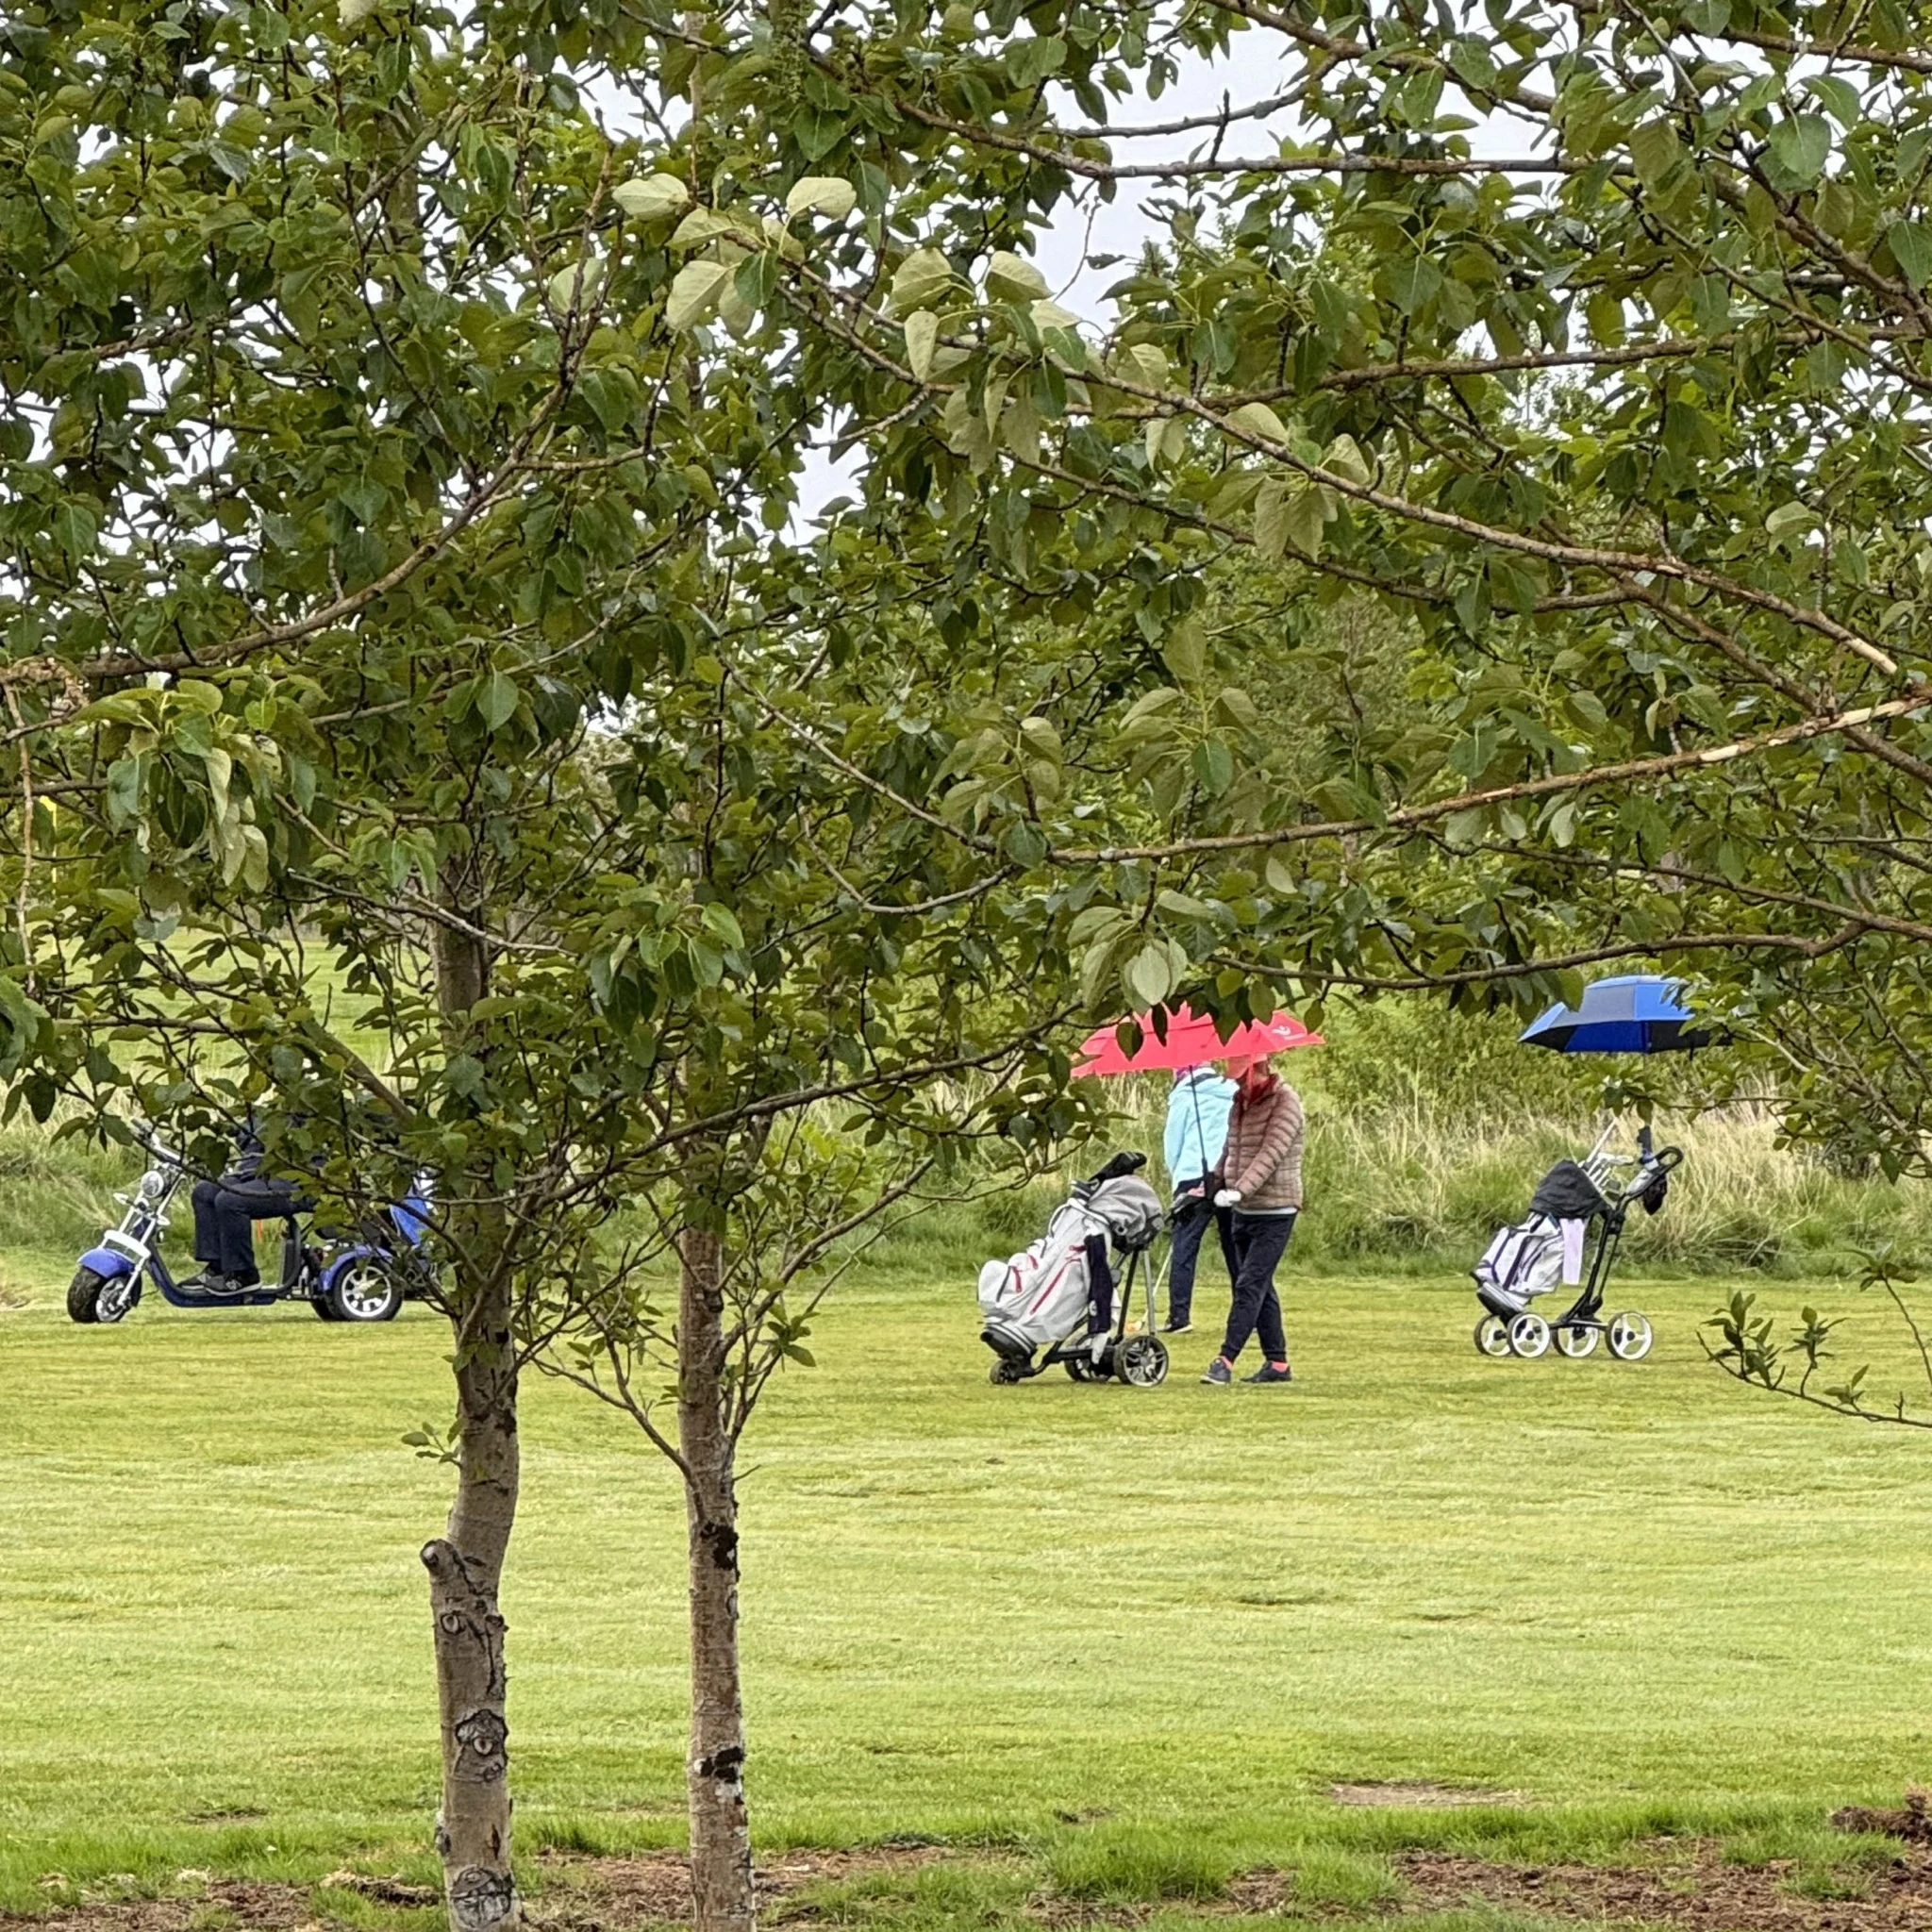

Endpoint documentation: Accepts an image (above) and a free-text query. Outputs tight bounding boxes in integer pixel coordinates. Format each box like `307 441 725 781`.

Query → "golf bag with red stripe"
978 1160 1163 1365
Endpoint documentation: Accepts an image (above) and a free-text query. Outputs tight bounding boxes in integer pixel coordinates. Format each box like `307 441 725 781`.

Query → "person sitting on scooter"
183 1118 314 1296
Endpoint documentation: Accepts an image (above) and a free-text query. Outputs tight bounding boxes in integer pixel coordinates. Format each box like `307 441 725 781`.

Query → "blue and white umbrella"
1520 974 1713 1056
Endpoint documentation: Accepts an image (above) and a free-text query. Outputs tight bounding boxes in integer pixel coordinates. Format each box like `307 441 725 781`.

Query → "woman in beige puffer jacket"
1202 1055 1304 1385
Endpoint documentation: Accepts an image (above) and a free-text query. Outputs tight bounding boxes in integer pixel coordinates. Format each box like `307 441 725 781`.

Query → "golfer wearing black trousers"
1201 1054 1305 1387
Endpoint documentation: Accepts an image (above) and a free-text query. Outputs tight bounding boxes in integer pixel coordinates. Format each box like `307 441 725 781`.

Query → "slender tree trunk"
423 916 521 1932
679 1223 755 1932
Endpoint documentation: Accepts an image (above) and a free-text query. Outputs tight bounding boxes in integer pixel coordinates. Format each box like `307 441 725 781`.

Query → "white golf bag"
978 1168 1163 1362
1473 1151 1614 1316
1473 1216 1569 1311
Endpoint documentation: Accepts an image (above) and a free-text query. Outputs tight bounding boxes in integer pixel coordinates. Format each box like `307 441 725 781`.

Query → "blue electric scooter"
67 1137 433 1325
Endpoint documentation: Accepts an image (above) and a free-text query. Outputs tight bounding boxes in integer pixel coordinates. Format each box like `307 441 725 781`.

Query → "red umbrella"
1072 1004 1324 1077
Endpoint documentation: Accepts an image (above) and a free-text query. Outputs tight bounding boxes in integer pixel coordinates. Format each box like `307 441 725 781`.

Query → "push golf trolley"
1473 1124 1683 1362
976 1152 1173 1388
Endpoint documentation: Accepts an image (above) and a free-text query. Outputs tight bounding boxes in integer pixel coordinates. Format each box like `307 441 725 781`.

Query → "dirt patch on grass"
1391 1842 1932 1932
0 1881 316 1932
536 1846 952 1926
1329 1782 1528 1808
0 1849 950 1932
21 1842 1932 1932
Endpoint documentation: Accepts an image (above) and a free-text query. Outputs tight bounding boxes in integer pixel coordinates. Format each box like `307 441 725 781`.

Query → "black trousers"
1085 1235 1116 1337
192 1176 311 1281
1167 1177 1235 1324
1219 1211 1297 1363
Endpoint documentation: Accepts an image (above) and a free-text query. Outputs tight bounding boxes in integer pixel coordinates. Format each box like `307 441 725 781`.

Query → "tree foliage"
463 0 1932 1166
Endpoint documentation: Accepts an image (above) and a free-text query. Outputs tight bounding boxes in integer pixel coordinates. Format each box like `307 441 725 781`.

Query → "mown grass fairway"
5 1259 1932 1908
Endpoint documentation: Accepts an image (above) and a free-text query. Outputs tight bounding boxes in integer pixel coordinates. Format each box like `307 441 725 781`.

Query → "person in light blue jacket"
1161 1064 1238 1333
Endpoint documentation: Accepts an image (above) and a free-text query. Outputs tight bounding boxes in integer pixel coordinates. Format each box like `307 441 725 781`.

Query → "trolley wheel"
1606 1311 1654 1361
1115 1333 1170 1387
1507 1312 1552 1358
1556 1323 1600 1359
988 1358 1024 1384
1065 1356 1100 1383
1474 1314 1511 1357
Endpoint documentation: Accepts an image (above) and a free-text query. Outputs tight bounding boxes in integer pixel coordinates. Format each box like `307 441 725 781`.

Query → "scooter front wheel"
66 1265 105 1324
68 1266 138 1324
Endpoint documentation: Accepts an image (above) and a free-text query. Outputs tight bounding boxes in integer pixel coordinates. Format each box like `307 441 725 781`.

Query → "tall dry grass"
893 1094 1932 1282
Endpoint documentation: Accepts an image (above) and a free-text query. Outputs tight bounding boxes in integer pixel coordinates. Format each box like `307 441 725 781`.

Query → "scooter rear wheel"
326 1257 404 1323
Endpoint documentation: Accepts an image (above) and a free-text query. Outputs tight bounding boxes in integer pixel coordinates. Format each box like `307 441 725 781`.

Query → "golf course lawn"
5 1257 1932 1908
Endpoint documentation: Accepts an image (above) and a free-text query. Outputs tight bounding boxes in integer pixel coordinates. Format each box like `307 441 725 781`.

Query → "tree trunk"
424 915 521 1932
679 1223 755 1932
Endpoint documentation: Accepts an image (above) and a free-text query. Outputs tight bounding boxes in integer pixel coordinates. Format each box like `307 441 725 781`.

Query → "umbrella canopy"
1073 1004 1324 1077
1520 974 1713 1055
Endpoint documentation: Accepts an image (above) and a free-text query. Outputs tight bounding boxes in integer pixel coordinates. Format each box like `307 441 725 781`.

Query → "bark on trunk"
680 1223 755 1932
424 916 521 1932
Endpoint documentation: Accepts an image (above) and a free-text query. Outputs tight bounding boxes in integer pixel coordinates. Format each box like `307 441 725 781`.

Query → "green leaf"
1125 942 1174 1008
1891 219 1932 290
546 255 602 313
1448 34 1496 91
1324 434 1372 486
1191 739 1234 794
1225 401 1288 445
1769 113 1832 184
613 174 691 220
1157 889 1217 922
700 903 745 949
785 175 857 220
1283 481 1329 559
667 260 732 330
671 208 746 248
1005 34 1067 86
1385 256 1442 315
479 671 521 730
1254 478 1289 562
985 250 1049 303
890 247 955 314
1628 119 1687 189
904 309 940 380
1806 74 1862 130
1162 616 1206 683
1117 343 1169 391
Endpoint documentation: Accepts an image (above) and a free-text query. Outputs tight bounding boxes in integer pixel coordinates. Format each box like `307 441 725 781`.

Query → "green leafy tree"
0 7 838 1923
0 12 1188 1926
523 0 1932 1157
